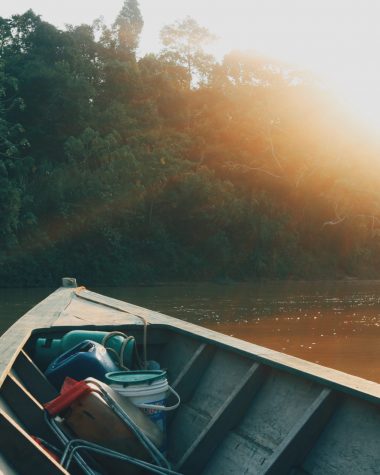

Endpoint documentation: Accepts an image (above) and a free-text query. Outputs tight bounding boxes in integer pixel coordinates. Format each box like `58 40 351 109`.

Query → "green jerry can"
34 330 135 370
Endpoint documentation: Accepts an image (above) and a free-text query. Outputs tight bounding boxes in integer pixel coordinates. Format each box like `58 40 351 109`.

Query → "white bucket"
105 371 180 434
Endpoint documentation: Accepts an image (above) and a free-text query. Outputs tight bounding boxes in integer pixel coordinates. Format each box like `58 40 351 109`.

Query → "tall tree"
160 16 216 87
113 0 143 54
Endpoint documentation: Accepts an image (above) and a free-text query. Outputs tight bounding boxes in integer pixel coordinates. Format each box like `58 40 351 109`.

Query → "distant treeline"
1 1 380 286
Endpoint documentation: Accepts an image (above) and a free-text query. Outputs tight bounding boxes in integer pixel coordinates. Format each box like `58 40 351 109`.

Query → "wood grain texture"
0 287 74 386
177 363 266 474
12 350 57 403
300 396 380 475
0 409 68 474
258 388 339 475
0 374 57 444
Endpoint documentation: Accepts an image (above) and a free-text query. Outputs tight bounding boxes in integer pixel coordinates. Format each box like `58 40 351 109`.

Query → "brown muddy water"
0 281 379 383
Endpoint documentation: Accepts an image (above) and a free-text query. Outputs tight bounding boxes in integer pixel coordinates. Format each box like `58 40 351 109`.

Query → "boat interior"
0 320 379 475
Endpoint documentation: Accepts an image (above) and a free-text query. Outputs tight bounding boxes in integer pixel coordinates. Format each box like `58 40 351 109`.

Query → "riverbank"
1 273 378 289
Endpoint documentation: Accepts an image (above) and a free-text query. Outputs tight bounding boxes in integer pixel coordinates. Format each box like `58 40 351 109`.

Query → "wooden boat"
0 278 379 474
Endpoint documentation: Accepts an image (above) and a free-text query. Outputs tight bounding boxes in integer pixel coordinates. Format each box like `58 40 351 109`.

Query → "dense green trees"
1 2 380 286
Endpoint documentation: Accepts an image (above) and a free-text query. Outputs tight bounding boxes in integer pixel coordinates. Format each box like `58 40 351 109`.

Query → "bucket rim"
105 370 167 386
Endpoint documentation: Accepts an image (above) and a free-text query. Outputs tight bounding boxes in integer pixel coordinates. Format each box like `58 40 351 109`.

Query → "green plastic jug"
35 330 135 370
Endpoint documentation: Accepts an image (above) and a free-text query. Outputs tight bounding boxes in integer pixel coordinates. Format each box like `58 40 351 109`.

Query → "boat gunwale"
0 286 379 405
25 321 380 406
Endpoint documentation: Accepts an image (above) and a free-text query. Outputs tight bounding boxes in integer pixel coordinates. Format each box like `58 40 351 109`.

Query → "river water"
0 281 379 383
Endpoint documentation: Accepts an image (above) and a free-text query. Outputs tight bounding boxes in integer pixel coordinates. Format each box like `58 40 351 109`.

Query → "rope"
74 288 148 369
101 331 136 370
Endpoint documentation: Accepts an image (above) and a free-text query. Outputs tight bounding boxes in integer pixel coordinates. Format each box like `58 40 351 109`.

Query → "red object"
44 377 92 416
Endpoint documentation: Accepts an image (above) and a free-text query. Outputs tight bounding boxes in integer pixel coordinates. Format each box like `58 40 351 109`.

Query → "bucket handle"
136 385 181 412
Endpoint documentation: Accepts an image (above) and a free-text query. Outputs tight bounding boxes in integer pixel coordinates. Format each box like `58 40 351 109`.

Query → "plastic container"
105 370 180 434
64 378 164 473
35 330 135 370
45 340 119 389
47 377 164 474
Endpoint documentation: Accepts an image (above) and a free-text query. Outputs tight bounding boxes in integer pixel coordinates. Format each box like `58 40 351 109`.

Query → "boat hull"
0 283 378 474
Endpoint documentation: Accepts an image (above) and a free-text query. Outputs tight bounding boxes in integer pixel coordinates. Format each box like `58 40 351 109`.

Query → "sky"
1 0 380 130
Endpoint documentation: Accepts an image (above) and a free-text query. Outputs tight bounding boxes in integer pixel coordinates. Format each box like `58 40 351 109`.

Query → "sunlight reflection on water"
1 280 379 383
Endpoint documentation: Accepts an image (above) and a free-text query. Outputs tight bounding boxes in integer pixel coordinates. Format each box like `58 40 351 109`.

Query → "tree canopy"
1 7 380 287
160 16 216 86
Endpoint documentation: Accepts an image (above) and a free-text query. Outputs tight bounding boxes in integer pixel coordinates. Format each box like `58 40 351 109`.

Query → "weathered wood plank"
258 388 339 475
0 374 57 444
72 289 380 403
0 287 74 387
177 362 267 474
0 409 68 474
158 334 207 383
171 343 215 400
166 343 215 426
52 288 145 327
12 350 57 403
300 396 380 475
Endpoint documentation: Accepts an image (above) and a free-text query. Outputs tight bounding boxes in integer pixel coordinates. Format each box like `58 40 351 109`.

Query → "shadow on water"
1 280 379 383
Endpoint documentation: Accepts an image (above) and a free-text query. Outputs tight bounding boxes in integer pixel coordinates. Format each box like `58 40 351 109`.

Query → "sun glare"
327 62 380 135
2 1 380 132
197 0 380 134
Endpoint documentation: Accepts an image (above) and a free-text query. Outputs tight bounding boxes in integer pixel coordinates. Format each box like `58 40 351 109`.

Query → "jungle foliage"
1 3 380 286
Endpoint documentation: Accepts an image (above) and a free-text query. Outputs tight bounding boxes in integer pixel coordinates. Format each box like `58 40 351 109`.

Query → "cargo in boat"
0 278 379 474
